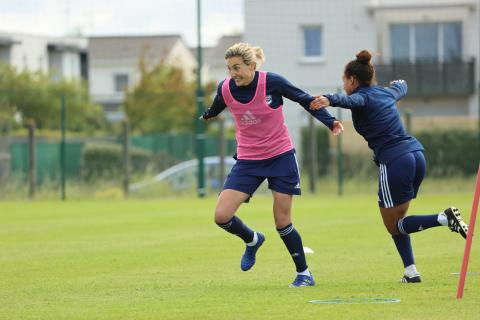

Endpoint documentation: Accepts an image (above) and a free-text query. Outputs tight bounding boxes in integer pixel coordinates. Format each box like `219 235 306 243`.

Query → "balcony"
375 59 475 97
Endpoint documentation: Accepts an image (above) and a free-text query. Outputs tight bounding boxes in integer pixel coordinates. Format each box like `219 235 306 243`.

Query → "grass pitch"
1 193 479 319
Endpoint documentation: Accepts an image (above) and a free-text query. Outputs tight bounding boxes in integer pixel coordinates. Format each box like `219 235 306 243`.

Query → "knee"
384 221 400 235
214 209 231 225
274 219 284 229
274 212 291 229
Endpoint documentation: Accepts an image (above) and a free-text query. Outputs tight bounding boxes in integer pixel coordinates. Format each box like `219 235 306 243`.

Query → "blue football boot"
290 274 315 288
240 232 265 271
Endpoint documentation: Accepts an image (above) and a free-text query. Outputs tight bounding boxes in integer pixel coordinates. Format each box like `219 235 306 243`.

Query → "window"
390 24 410 62
443 22 462 61
0 47 10 63
415 23 438 62
390 22 462 63
114 74 129 92
303 26 322 57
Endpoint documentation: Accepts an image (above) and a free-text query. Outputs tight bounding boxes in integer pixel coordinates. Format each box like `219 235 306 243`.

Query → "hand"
310 96 330 110
331 120 344 136
390 79 405 86
199 115 211 122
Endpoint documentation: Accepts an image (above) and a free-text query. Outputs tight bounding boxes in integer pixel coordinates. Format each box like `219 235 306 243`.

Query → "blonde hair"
224 43 265 70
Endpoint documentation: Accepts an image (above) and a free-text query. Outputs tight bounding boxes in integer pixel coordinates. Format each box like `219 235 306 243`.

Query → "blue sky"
0 0 244 46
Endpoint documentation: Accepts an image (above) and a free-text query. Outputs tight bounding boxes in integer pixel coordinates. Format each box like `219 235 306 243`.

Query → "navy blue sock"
397 215 441 234
392 234 415 267
216 216 254 243
277 224 307 272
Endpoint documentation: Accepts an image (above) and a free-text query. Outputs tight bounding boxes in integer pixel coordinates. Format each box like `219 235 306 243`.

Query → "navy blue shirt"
203 71 336 130
325 80 423 164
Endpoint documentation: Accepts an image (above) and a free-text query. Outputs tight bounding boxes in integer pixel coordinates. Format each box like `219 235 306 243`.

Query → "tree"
0 62 107 133
124 59 215 134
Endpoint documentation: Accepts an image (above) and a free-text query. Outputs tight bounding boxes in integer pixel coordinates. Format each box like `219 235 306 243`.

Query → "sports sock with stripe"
217 216 254 243
277 223 307 273
397 215 442 234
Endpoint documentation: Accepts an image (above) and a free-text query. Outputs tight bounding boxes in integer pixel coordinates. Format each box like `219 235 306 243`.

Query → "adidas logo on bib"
240 110 261 125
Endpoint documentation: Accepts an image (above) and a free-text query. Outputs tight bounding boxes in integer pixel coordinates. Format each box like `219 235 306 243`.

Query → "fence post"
60 94 66 200
219 116 226 190
27 119 35 199
122 118 130 198
404 108 412 133
196 0 206 198
336 88 344 196
308 116 317 193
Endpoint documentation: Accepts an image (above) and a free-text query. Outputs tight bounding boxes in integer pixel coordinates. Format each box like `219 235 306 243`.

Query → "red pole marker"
457 164 480 299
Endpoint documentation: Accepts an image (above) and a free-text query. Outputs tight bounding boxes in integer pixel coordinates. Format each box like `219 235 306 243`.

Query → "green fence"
10 133 237 182
130 133 236 161
131 133 194 160
11 142 83 183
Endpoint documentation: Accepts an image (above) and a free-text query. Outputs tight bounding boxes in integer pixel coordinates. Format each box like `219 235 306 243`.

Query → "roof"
88 34 183 60
0 37 19 47
206 34 243 66
190 46 214 64
48 42 86 53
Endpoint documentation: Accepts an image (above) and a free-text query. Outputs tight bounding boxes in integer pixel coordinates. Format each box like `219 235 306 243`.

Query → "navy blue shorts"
378 150 425 208
223 150 301 197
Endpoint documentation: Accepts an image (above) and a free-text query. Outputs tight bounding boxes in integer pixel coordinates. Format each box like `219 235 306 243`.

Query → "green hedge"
335 130 479 178
415 129 479 177
150 151 178 173
301 127 478 178
81 142 152 181
339 153 378 178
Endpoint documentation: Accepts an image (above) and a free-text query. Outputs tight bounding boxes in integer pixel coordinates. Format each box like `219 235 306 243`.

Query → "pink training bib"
221 71 293 160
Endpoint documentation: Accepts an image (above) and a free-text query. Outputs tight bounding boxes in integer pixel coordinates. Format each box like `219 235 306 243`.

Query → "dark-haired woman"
311 50 468 283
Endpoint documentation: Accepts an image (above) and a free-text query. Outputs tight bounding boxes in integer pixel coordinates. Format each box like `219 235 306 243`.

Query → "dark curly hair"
344 50 375 86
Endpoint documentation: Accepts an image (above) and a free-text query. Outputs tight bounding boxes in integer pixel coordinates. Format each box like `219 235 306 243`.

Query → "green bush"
415 129 479 176
81 142 152 181
150 151 179 173
335 129 479 178
301 126 330 176
339 153 378 178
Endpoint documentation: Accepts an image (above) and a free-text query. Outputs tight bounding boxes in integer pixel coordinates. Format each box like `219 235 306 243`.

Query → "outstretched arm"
330 92 366 109
304 105 337 129
199 82 227 121
311 92 366 110
386 79 407 101
273 73 338 130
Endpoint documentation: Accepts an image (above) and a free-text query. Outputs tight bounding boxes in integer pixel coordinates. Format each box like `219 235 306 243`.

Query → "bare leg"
214 189 249 224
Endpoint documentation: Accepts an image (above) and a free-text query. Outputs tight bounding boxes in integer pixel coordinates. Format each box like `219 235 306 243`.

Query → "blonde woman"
200 43 343 287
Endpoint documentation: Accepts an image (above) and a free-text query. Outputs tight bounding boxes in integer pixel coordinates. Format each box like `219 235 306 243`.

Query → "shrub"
415 129 479 176
81 142 152 181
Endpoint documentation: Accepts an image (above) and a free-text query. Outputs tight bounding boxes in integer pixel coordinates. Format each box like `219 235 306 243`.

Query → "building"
88 35 197 121
0 32 87 80
244 0 479 152
204 34 243 83
0 32 87 184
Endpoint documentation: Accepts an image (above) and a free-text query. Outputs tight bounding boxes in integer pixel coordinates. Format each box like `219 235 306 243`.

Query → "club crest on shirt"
265 95 273 105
